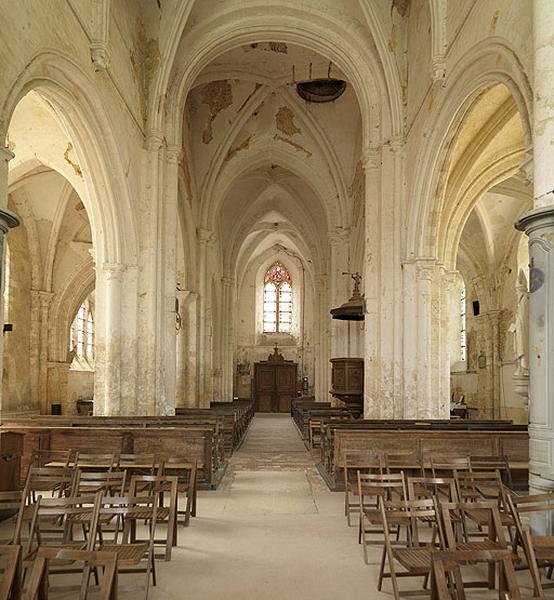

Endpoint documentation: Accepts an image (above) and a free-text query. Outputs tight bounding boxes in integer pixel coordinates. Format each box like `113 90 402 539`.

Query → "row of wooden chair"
0 451 200 599
343 452 513 526
346 459 554 598
29 449 198 526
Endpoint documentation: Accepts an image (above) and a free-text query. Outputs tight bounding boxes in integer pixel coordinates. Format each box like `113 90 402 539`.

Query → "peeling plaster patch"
130 18 160 123
225 135 253 161
201 80 233 144
273 134 312 158
275 106 301 136
242 42 288 54
64 143 83 178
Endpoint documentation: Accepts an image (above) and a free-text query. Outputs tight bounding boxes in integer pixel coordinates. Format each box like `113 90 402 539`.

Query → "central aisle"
152 414 388 600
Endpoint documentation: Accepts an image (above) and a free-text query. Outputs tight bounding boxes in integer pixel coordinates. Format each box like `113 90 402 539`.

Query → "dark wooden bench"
0 423 227 489
314 420 528 491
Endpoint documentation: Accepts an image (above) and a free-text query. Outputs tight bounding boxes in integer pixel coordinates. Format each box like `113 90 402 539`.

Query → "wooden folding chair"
23 466 77 502
129 474 178 561
378 497 439 600
0 545 21 600
0 493 26 546
454 470 514 540
507 491 554 596
159 457 197 526
469 454 514 489
30 449 72 470
118 454 160 487
75 452 119 472
437 500 509 590
76 470 127 497
357 471 407 564
430 548 528 600
430 457 470 479
95 495 158 600
25 547 118 600
343 451 383 526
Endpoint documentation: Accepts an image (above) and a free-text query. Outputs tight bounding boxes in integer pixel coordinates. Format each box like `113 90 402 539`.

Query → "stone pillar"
197 228 213 407
533 0 554 209
37 291 54 413
516 208 554 499
512 0 554 503
97 263 123 415
221 276 235 401
328 230 350 359
362 139 404 418
314 273 329 401
0 147 20 415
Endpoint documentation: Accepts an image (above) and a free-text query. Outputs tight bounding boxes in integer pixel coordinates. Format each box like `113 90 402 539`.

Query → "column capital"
101 262 125 280
0 208 20 233
0 146 15 162
197 227 214 245
166 145 182 164
361 145 382 171
385 136 406 155
221 276 235 287
516 205 554 243
145 132 165 152
328 227 350 245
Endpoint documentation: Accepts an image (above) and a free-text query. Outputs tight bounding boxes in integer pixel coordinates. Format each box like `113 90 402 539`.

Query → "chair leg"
377 546 387 591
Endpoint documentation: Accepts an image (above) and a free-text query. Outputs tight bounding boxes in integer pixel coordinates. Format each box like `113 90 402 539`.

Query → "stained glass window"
263 262 292 333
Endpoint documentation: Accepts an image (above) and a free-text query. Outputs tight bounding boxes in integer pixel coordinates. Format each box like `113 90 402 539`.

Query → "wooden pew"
0 424 226 489
314 421 528 491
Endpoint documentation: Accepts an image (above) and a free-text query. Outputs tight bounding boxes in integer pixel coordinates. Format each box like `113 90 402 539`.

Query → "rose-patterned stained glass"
263 262 293 333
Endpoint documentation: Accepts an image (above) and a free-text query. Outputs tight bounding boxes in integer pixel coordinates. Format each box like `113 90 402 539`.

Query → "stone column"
197 228 213 407
328 229 350 359
0 146 20 415
221 276 235 401
175 289 190 409
37 291 54 413
516 208 554 499
362 139 404 418
98 262 123 415
512 0 554 504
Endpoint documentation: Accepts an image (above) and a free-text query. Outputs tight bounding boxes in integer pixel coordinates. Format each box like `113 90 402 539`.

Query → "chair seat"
392 547 433 574
98 542 147 565
24 543 88 566
363 509 410 527
455 540 510 554
126 508 168 520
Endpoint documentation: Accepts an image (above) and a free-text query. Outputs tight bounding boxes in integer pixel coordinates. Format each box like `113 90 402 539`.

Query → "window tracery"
70 296 95 369
263 262 292 333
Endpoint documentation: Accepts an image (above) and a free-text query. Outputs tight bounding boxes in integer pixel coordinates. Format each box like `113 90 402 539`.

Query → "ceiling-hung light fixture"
330 272 365 321
294 61 346 103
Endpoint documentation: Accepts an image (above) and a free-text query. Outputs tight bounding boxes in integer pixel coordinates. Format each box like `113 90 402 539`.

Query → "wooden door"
276 364 296 413
255 364 275 412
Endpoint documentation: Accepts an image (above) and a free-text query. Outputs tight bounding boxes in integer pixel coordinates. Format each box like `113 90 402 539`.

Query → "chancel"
0 1 553 598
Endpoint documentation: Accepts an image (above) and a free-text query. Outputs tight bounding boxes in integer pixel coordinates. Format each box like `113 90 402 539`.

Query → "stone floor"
5 414 541 598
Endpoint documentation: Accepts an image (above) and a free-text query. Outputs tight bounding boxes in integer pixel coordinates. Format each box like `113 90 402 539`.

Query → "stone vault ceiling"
183 42 363 273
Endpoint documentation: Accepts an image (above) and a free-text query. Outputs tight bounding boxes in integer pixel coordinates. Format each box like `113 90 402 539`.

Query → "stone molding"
91 0 111 71
0 146 15 162
0 208 20 233
360 145 381 171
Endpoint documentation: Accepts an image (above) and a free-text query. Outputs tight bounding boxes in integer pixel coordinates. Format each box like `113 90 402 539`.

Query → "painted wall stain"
64 143 83 178
275 106 301 136
225 135 253 161
201 80 233 144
